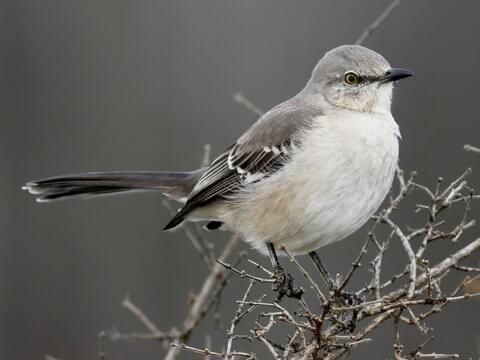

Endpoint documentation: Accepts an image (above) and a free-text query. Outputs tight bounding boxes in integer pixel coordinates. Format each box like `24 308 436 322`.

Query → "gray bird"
24 45 412 297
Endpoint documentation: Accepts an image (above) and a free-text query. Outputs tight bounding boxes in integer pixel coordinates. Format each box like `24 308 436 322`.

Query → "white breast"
218 112 400 255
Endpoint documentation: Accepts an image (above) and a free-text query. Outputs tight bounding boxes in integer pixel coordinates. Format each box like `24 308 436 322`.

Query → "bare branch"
224 280 256 358
233 92 264 117
463 144 480 153
170 343 254 359
122 295 162 334
164 236 240 360
355 0 403 45
217 259 275 283
382 217 417 299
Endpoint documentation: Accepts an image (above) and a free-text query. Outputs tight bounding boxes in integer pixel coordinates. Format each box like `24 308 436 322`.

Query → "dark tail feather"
163 205 193 230
23 170 204 203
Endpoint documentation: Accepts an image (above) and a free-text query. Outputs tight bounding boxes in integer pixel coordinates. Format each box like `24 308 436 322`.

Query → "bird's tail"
23 170 204 203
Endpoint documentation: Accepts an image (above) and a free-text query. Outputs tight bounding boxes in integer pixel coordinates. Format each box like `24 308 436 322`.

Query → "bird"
24 45 412 298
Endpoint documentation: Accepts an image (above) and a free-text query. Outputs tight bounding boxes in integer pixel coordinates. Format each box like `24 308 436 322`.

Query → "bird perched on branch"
24 45 412 299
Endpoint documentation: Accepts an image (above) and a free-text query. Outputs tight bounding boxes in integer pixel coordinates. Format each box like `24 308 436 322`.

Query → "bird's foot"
331 289 362 332
272 265 304 301
335 290 361 306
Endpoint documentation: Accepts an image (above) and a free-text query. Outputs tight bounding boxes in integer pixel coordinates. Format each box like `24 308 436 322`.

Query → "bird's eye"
344 71 360 85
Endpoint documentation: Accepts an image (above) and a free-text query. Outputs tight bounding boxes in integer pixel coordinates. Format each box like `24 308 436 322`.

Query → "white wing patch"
223 140 298 190
243 171 265 184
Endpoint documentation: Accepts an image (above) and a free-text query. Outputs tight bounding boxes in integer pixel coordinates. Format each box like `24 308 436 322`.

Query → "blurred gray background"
2 0 480 359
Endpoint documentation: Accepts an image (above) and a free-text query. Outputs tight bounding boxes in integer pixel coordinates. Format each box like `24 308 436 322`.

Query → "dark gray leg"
267 242 281 267
308 251 335 289
309 251 360 332
267 242 303 301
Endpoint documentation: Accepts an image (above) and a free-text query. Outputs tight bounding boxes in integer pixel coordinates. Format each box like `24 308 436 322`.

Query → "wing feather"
163 98 319 230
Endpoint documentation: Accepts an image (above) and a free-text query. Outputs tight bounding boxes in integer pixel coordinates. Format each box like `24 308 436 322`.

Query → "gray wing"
163 99 317 229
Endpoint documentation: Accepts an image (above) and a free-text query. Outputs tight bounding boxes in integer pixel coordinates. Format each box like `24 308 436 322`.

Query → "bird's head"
306 45 413 114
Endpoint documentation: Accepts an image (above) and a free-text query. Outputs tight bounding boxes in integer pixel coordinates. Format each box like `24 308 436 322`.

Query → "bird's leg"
308 251 361 332
267 242 303 301
267 242 281 268
308 251 335 289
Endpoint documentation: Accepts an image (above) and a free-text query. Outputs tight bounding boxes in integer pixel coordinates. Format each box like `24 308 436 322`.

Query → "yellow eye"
344 71 360 85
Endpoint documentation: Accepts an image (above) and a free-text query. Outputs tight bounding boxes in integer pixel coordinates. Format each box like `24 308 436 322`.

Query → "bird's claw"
336 290 361 306
272 266 304 301
332 290 361 332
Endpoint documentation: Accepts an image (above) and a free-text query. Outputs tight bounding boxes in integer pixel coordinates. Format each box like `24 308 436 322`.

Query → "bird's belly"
223 131 398 255
268 171 392 254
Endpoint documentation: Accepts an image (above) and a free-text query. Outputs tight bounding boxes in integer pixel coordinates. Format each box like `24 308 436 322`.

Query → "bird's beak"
382 68 414 83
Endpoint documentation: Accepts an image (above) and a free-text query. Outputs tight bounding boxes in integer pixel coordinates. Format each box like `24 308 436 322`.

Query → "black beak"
382 68 414 83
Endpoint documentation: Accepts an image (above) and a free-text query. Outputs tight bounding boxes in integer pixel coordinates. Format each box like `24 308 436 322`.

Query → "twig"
365 237 480 311
247 259 274 276
225 280 255 359
339 234 371 291
170 343 254 359
105 328 175 342
372 240 389 300
233 92 264 117
355 0 403 45
254 315 281 360
414 353 460 359
382 217 417 299
463 144 480 153
165 236 240 360
122 295 162 334
453 265 480 272
217 259 275 283
201 143 212 168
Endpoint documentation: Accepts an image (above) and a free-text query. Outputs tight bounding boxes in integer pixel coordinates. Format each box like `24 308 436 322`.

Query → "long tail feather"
23 170 203 203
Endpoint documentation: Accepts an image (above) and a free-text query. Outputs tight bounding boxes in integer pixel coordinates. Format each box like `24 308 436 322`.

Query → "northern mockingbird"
24 45 412 298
